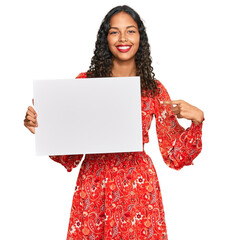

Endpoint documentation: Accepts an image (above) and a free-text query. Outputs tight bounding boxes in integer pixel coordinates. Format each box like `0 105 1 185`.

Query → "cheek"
135 39 140 48
129 35 140 48
135 39 140 52
132 39 140 52
136 36 140 47
107 43 115 54
107 39 115 53
107 36 117 46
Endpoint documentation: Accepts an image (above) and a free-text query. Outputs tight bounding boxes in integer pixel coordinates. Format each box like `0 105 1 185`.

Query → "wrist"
192 110 204 125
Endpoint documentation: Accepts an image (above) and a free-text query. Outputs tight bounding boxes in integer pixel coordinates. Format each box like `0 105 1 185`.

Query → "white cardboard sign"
33 77 143 156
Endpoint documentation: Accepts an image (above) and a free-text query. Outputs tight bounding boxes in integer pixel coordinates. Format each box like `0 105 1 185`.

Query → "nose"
119 32 127 42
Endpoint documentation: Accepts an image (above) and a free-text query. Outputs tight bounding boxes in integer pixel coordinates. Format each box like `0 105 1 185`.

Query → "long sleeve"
49 72 87 172
153 80 204 170
49 155 84 172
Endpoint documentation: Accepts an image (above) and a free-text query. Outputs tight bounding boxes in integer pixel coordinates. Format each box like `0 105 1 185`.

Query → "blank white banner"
33 76 143 156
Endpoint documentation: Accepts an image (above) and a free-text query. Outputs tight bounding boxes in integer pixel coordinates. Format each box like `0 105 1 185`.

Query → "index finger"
160 100 181 105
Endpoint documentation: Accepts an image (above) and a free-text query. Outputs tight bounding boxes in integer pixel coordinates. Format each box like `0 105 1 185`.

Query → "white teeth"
117 46 131 50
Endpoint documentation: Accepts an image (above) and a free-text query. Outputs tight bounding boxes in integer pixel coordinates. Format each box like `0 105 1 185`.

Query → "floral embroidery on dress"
49 72 204 239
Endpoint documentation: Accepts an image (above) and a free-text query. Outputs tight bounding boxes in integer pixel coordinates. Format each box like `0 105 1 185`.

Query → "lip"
116 45 132 53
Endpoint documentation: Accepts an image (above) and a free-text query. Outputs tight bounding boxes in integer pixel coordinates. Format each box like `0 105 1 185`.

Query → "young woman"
24 5 204 240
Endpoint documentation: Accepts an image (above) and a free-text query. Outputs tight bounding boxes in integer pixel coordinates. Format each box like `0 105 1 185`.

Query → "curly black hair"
87 5 157 97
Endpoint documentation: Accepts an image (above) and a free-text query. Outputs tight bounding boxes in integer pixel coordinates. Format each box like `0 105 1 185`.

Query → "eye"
128 30 136 34
110 31 118 35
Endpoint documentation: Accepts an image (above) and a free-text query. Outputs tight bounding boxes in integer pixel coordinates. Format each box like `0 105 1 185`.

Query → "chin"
114 54 136 62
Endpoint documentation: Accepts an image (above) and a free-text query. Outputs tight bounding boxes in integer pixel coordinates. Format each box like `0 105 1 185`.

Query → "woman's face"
107 11 140 63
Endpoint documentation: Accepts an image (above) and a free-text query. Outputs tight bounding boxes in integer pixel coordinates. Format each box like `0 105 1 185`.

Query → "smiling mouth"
116 45 132 53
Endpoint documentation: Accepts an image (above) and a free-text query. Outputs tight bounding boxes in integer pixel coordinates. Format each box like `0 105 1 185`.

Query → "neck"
111 58 137 77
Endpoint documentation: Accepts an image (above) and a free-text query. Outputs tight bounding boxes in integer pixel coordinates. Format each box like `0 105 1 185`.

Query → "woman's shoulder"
153 78 171 101
142 79 165 98
154 79 168 94
154 78 163 88
142 79 169 100
75 72 87 79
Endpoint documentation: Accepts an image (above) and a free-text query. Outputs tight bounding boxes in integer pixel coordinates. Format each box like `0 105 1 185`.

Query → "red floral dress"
49 72 204 240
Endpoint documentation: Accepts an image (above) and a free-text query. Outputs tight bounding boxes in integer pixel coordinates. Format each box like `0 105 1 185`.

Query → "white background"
0 0 227 239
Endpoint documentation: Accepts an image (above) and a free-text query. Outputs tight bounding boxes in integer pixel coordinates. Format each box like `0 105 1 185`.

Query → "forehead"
109 11 138 28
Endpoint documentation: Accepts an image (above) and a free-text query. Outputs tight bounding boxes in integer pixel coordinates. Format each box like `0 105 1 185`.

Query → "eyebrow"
109 25 137 30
